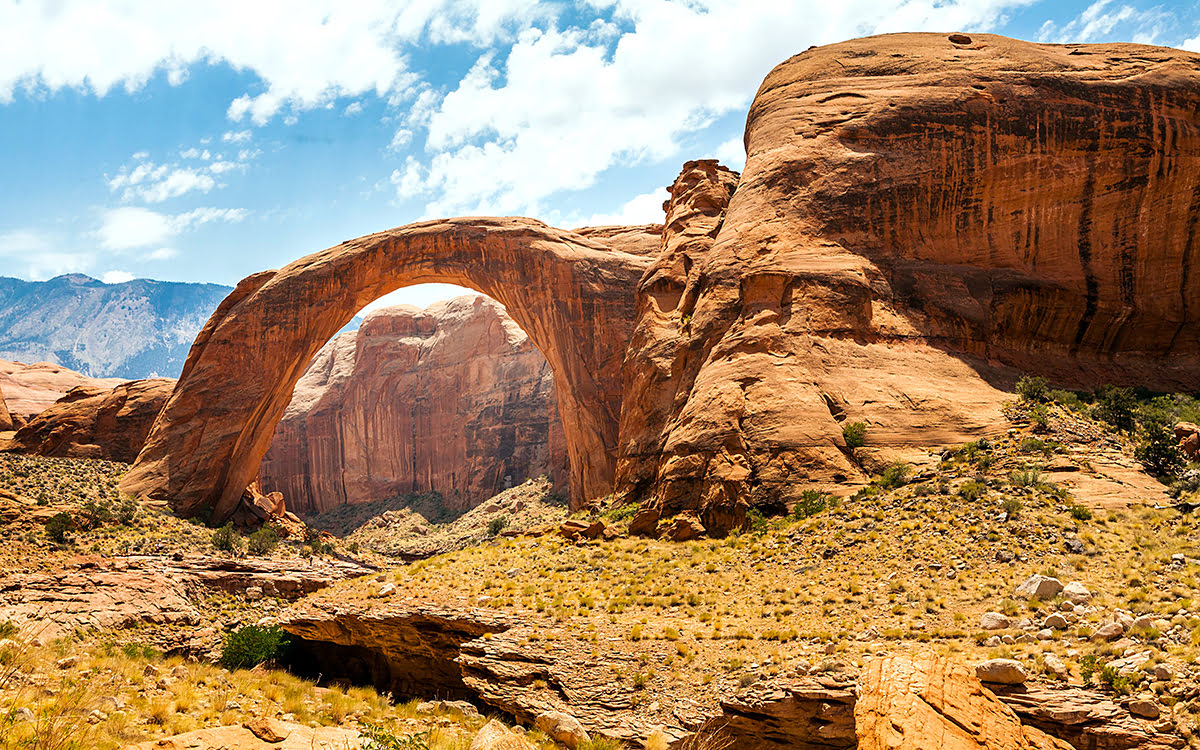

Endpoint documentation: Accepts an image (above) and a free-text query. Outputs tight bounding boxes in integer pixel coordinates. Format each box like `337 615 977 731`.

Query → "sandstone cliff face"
0 385 12 431
259 297 567 516
0 359 125 419
620 34 1200 534
126 34 1200 530
1 378 174 463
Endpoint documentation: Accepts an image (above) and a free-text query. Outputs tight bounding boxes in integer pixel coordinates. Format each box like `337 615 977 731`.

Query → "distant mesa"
123 33 1200 533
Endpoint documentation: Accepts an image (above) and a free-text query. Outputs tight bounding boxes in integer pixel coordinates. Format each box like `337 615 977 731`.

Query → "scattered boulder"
1016 575 1063 601
980 612 1011 630
1127 696 1161 720
667 514 706 542
975 658 1028 685
1062 581 1092 605
1176 423 1200 459
1043 614 1068 630
534 711 589 749
559 519 605 541
1093 622 1126 641
245 717 291 743
471 720 536 750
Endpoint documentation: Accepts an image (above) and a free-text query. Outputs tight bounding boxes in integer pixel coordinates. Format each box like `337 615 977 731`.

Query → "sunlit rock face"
259 297 568 516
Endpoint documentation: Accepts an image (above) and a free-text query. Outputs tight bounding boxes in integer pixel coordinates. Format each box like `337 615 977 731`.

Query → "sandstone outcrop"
259 297 567 516
621 34 1200 533
126 34 1200 530
0 383 12 431
0 553 373 643
123 219 659 521
0 359 124 419
1 378 173 462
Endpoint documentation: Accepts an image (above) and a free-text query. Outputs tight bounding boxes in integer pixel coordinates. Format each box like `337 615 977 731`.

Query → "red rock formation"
0 359 124 419
259 296 567 516
1 378 173 462
122 219 658 521
621 34 1200 534
0 384 12 431
124 34 1200 530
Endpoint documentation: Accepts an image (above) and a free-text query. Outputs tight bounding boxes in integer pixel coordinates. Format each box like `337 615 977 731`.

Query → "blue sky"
1 0 1198 312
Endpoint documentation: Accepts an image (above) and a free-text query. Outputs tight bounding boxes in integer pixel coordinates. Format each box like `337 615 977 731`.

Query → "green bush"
79 498 113 530
247 526 279 556
45 512 73 544
486 516 509 537
220 624 290 670
211 522 242 553
1067 504 1093 521
1135 418 1184 478
842 421 867 449
1015 376 1049 403
791 489 836 520
877 462 910 489
0 620 17 639
1009 467 1044 488
1093 385 1137 432
1001 497 1021 517
744 508 768 533
958 480 985 501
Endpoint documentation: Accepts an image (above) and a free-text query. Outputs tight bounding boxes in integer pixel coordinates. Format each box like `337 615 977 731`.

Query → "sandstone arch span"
121 218 659 521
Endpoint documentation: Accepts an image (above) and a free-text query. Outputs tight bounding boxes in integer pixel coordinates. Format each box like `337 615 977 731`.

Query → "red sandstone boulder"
1 378 174 462
1176 423 1200 459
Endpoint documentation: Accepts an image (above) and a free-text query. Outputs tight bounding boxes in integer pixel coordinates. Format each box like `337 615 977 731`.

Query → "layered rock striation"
259 297 567 516
126 34 1200 529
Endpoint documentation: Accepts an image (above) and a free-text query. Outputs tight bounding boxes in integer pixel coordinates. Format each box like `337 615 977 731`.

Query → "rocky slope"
1 378 174 462
0 274 231 379
259 297 567 517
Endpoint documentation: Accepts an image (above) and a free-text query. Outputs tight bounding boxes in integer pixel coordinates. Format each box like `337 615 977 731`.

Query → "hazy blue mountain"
0 274 233 379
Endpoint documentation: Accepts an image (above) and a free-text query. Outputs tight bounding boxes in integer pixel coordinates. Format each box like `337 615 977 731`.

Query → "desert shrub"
792 489 836 520
486 516 509 537
1135 418 1184 478
115 496 139 525
958 481 985 501
1048 389 1085 410
79 498 113 530
744 508 768 533
1028 404 1050 432
1093 385 1137 431
120 642 161 660
602 502 639 523
877 462 910 489
220 624 290 670
1015 376 1049 403
842 421 867 449
211 522 242 553
0 620 16 639
247 526 279 556
1009 467 1044 488
1067 504 1093 521
360 723 431 750
1080 654 1099 687
45 512 73 544
1001 497 1021 517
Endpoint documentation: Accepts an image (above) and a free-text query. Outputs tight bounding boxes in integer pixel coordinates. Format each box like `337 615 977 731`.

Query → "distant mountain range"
0 274 233 379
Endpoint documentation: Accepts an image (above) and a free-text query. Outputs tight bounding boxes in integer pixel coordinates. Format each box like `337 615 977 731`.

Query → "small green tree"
247 526 279 556
1135 418 1184 478
1015 376 1049 403
1093 385 1137 432
45 512 73 544
842 421 867 449
791 489 836 520
486 516 509 537
220 625 290 669
211 522 242 553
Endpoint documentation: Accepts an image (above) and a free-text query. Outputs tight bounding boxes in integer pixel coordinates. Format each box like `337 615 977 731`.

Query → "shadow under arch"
121 217 660 522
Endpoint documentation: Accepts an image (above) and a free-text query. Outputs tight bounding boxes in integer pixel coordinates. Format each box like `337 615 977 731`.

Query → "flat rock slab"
122 722 360 749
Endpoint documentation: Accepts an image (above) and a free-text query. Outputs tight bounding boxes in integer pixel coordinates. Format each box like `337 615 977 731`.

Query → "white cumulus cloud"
97 206 247 251
101 270 135 284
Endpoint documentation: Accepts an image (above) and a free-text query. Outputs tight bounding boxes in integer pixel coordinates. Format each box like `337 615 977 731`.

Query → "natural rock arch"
121 218 659 521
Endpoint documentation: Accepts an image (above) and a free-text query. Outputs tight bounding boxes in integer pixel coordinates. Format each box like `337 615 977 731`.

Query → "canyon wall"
259 297 567 517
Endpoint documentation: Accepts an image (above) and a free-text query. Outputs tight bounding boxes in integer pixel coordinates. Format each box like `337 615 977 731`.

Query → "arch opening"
120 218 661 523
257 289 570 520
